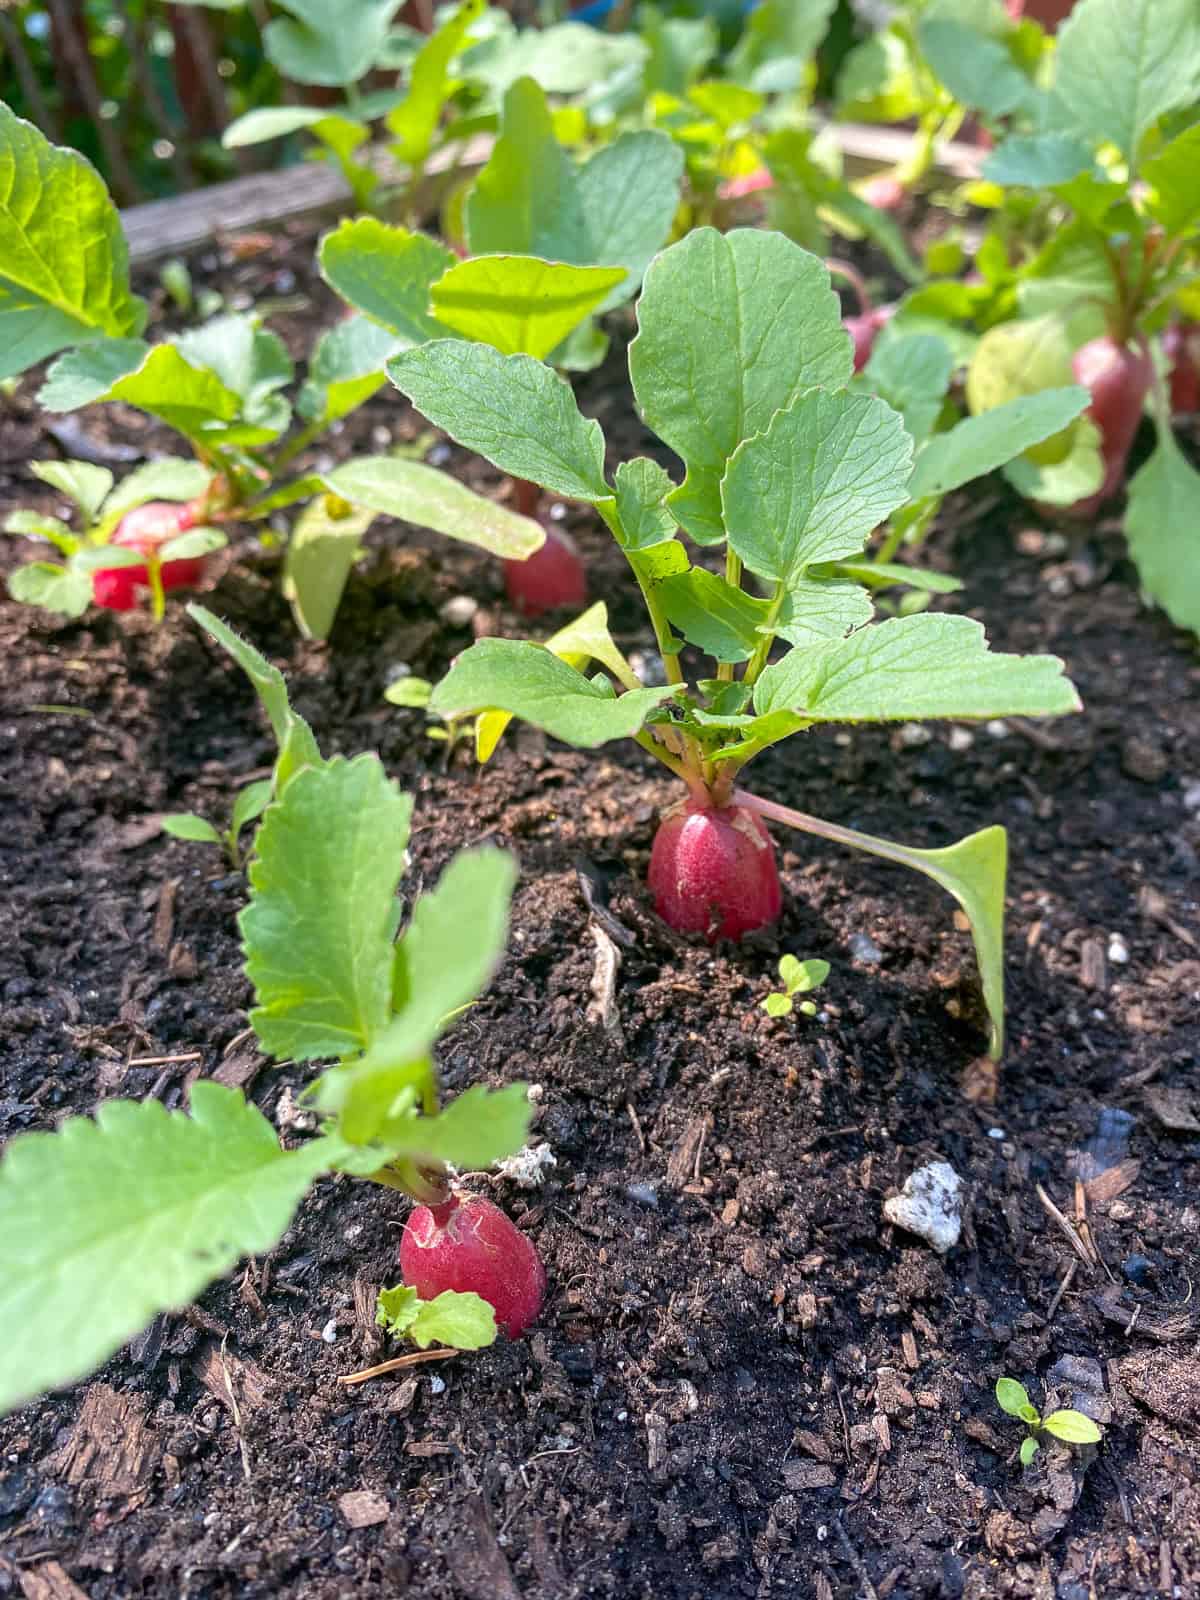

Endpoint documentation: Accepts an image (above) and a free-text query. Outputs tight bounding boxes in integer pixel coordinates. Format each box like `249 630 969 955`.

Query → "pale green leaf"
1042 1409 1102 1444
908 388 1090 502
755 615 1081 724
918 18 1040 120
101 459 211 524
408 1290 497 1350
38 338 149 411
158 527 227 562
996 1376 1034 1418
762 992 793 1018
7 562 92 617
322 455 543 559
29 461 112 522
71 546 142 574
1124 421 1200 636
776 579 875 646
982 134 1095 188
175 313 293 419
965 315 1075 416
298 313 401 427
658 569 769 664
263 0 403 87
629 228 851 544
389 341 611 504
1020 1436 1041 1466
4 510 78 553
861 334 954 447
319 219 455 345
283 498 376 642
430 255 625 359
781 955 829 994
376 1282 421 1336
388 0 486 166
75 345 242 444
1004 414 1104 505
222 105 334 149
372 1083 531 1171
429 638 679 746
241 755 412 1061
1049 0 1200 167
160 813 222 845
727 0 835 94
0 1082 337 1415
723 390 914 584
231 780 273 838
0 104 146 381
832 562 961 597
613 458 677 550
1143 123 1200 238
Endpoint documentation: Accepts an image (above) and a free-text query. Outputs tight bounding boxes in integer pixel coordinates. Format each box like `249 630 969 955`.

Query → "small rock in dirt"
883 1161 963 1254
1107 932 1130 965
440 595 479 627
626 1182 659 1208
1121 736 1169 784
1182 781 1200 814
874 1366 915 1415
1047 1354 1111 1425
895 723 932 747
1144 1084 1200 1133
984 719 1009 739
1122 1254 1153 1284
337 1489 390 1529
629 650 668 687
947 726 974 752
782 1460 837 1491
848 931 883 965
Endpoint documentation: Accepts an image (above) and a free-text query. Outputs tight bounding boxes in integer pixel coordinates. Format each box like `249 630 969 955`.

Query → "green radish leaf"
982 134 1095 189
996 1377 1035 1419
366 1082 532 1171
918 18 1041 121
158 528 227 562
781 955 829 994
376 1283 421 1336
188 604 322 783
831 563 962 596
0 1082 338 1416
1041 1409 1102 1444
241 755 413 1061
1019 1436 1041 1466
319 220 455 344
38 338 149 411
965 315 1075 416
4 511 78 554
762 992 793 1018
222 105 336 148
29 461 113 522
283 498 376 642
388 0 486 167
1142 124 1200 237
430 255 625 360
727 0 835 93
101 459 211 524
1004 414 1104 505
1124 420 1200 636
775 580 875 646
231 779 274 838
322 455 543 559
658 569 769 664
430 638 679 747
1049 0 1200 168
42 343 244 444
263 0 404 87
755 615 1081 725
299 314 402 427
0 104 146 381
160 813 223 846
71 546 143 573
466 78 682 314
908 388 1091 502
723 390 914 585
613 458 677 550
389 341 611 504
407 1290 497 1350
861 335 954 448
6 562 92 617
630 229 851 545
1016 224 1112 324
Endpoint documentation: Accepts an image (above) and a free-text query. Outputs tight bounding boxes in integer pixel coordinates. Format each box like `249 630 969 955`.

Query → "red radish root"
1064 336 1154 516
400 1193 546 1341
504 524 587 617
93 500 206 611
649 797 782 942
1164 323 1200 416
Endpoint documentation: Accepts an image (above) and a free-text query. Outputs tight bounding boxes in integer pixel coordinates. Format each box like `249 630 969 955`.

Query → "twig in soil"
126 1052 203 1067
1074 1180 1116 1283
337 1348 460 1386
1035 1184 1099 1271
586 925 623 1037
219 1335 253 1485
1045 1259 1078 1325
833 1517 880 1600
625 1101 646 1155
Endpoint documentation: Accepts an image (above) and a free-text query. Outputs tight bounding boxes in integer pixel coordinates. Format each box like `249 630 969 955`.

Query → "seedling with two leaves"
0 104 542 636
995 1377 1103 1466
159 778 274 870
0 604 542 1418
761 956 830 1019
388 227 1088 1059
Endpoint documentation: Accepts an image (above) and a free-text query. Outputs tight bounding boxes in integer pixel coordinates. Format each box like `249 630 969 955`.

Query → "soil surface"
2 225 1199 1600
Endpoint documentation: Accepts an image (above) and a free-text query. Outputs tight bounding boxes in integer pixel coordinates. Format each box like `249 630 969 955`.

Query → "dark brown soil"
2 226 1199 1600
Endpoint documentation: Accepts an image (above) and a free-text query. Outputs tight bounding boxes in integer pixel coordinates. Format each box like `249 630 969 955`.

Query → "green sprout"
995 1377 1102 1467
761 955 830 1018
160 779 275 869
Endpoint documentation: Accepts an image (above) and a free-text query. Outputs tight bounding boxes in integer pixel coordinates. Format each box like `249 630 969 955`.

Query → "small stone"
429 1375 446 1395
548 502 568 522
427 441 452 467
626 1183 659 1208
338 1489 390 1528
629 650 667 687
848 931 883 965
883 1161 963 1254
741 1242 768 1278
1121 736 1168 784
782 1459 837 1490
1182 782 1200 814
984 720 1009 739
385 661 413 684
947 727 974 752
1107 933 1130 965
874 1366 915 1416
321 1318 338 1344
896 723 932 747
371 425 392 448
1122 1254 1152 1285
440 595 479 627
987 1127 1006 1140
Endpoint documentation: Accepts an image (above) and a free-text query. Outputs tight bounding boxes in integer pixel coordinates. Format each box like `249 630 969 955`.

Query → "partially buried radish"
504 524 587 617
400 1192 546 1340
649 796 782 942
1164 322 1200 416
93 500 206 611
1063 336 1154 516
859 173 906 213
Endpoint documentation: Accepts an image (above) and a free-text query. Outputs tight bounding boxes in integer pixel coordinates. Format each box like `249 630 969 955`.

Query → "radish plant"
0 105 543 636
0 605 542 1418
388 227 1084 1059
160 777 275 869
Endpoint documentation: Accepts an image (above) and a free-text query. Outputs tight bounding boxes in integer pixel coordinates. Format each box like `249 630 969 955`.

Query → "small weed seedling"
0 605 545 1418
995 1378 1102 1466
761 956 830 1019
387 227 1084 1057
375 1284 496 1351
159 778 274 870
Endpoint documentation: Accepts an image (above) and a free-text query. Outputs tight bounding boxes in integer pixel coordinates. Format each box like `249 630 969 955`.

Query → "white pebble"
321 1318 338 1344
440 595 478 626
1107 933 1130 965
1182 782 1200 814
985 720 1009 740
429 1375 446 1395
948 727 975 752
883 1160 963 1254
896 723 932 747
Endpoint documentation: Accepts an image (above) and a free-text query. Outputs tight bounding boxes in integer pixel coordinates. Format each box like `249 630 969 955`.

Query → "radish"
504 524 587 617
400 1192 545 1341
859 173 906 213
1005 0 1076 28
1063 336 1154 515
648 796 782 942
718 167 775 202
827 260 893 373
1164 322 1200 416
93 499 207 611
